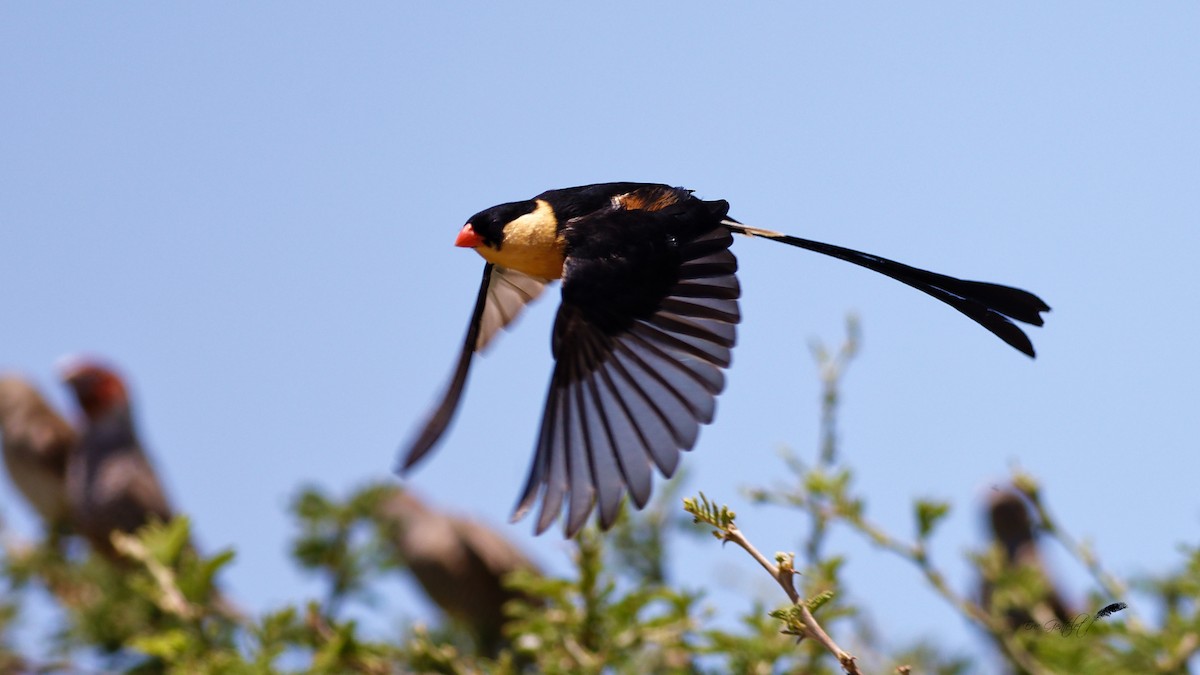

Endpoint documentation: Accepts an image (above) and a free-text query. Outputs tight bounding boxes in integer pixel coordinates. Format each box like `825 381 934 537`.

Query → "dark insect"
1095 602 1127 619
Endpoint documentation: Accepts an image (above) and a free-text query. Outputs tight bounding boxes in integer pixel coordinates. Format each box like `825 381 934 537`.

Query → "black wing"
511 198 740 536
399 264 549 472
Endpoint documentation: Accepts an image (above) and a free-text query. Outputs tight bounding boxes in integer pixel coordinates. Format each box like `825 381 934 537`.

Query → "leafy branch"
685 492 863 675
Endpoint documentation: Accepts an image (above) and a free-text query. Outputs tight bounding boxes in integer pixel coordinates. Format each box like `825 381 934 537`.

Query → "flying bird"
0 375 76 533
58 357 176 560
399 182 1050 537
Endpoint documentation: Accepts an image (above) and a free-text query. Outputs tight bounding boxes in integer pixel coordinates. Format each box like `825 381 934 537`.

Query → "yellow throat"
475 199 566 280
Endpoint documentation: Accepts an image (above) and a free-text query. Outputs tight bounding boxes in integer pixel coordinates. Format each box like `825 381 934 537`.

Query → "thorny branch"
685 494 862 675
110 531 196 620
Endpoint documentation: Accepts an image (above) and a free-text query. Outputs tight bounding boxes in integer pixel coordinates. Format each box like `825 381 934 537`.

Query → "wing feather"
399 264 549 473
477 267 550 352
513 201 740 535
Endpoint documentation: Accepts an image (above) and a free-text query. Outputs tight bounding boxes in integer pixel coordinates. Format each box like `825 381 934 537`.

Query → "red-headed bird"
0 375 76 533
399 183 1050 537
58 357 175 559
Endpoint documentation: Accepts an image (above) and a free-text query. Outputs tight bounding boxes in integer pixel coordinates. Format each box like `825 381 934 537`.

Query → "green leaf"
129 628 189 659
915 499 951 539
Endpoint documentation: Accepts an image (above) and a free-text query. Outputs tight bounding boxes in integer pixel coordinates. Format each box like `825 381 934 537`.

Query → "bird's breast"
475 199 565 280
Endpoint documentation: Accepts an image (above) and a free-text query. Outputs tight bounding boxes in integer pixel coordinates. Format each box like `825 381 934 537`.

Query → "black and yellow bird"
399 182 1050 537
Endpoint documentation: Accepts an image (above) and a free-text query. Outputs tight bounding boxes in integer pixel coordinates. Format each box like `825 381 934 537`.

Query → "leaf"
915 500 951 539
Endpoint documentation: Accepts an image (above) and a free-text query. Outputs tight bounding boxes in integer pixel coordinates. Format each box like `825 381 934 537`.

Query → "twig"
725 525 861 675
304 604 392 675
833 506 1053 675
110 531 196 620
1014 473 1147 633
1158 631 1200 672
801 315 859 565
685 494 861 675
809 313 860 468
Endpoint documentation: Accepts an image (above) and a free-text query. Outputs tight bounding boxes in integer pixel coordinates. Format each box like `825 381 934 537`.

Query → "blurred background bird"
58 356 176 561
374 487 541 654
0 375 76 538
980 488 1074 632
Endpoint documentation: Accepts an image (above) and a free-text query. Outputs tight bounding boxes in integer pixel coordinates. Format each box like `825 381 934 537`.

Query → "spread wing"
511 199 740 537
477 266 549 352
399 264 549 471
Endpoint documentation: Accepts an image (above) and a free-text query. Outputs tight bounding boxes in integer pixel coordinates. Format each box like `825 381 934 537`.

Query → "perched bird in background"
375 488 541 654
0 375 76 533
981 489 1073 631
58 357 175 560
399 182 1051 536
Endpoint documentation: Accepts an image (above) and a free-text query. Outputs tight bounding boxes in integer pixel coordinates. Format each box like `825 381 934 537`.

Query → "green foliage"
607 468 689 586
915 499 951 540
2 317 1199 673
503 529 701 674
288 483 400 613
682 491 736 535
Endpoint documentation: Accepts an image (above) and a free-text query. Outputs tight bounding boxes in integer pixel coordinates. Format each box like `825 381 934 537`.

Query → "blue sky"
2 2 1197 666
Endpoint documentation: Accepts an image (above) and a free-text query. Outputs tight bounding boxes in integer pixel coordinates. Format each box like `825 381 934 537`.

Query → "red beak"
455 223 484 248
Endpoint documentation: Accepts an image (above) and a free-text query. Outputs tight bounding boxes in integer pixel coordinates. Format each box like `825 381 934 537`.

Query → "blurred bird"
400 182 1051 536
981 489 1073 631
375 488 540 653
58 357 175 560
0 375 76 534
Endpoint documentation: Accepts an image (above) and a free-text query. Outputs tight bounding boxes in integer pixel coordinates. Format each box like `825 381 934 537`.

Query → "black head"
467 199 538 249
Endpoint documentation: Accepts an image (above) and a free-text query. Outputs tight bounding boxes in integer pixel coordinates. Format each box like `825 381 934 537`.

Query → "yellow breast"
475 199 566 280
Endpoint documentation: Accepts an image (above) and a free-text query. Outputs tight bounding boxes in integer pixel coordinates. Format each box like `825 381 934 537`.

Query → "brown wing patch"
612 186 685 213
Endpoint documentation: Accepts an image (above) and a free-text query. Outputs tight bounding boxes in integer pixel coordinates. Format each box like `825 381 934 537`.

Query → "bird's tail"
722 221 1050 357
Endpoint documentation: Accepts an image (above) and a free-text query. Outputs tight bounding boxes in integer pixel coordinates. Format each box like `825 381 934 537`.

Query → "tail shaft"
724 221 1050 357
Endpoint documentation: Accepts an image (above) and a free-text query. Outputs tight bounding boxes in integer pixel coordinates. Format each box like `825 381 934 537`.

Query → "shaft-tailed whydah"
398 182 1050 537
